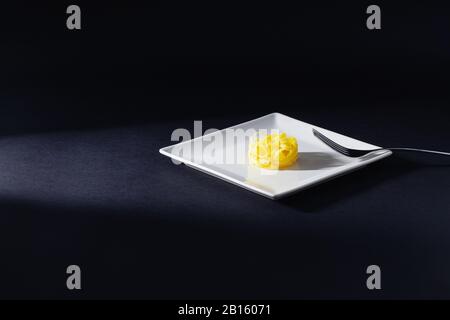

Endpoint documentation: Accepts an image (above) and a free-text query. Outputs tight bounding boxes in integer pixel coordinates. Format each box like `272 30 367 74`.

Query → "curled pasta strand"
249 132 298 169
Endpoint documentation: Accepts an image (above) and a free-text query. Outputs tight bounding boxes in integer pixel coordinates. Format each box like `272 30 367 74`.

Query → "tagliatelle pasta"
248 132 298 169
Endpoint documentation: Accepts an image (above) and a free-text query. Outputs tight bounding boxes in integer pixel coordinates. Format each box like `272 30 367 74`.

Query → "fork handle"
387 147 450 156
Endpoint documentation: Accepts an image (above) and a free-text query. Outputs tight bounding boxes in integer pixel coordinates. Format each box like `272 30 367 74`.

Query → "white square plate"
159 113 392 199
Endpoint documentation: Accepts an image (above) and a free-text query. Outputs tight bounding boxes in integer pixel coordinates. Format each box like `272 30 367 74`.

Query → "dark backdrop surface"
0 1 449 299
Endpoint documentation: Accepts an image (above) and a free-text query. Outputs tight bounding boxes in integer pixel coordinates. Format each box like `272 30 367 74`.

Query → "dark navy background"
0 1 449 299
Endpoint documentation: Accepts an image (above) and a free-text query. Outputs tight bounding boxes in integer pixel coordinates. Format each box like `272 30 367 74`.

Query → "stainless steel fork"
312 128 450 158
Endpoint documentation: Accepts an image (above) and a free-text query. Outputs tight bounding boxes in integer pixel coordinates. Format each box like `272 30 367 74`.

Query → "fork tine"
325 137 351 154
312 128 377 158
319 137 351 155
313 129 364 157
320 138 350 154
318 134 353 155
313 129 351 155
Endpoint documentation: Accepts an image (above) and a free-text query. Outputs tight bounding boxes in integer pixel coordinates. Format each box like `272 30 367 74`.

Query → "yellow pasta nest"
248 132 298 169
